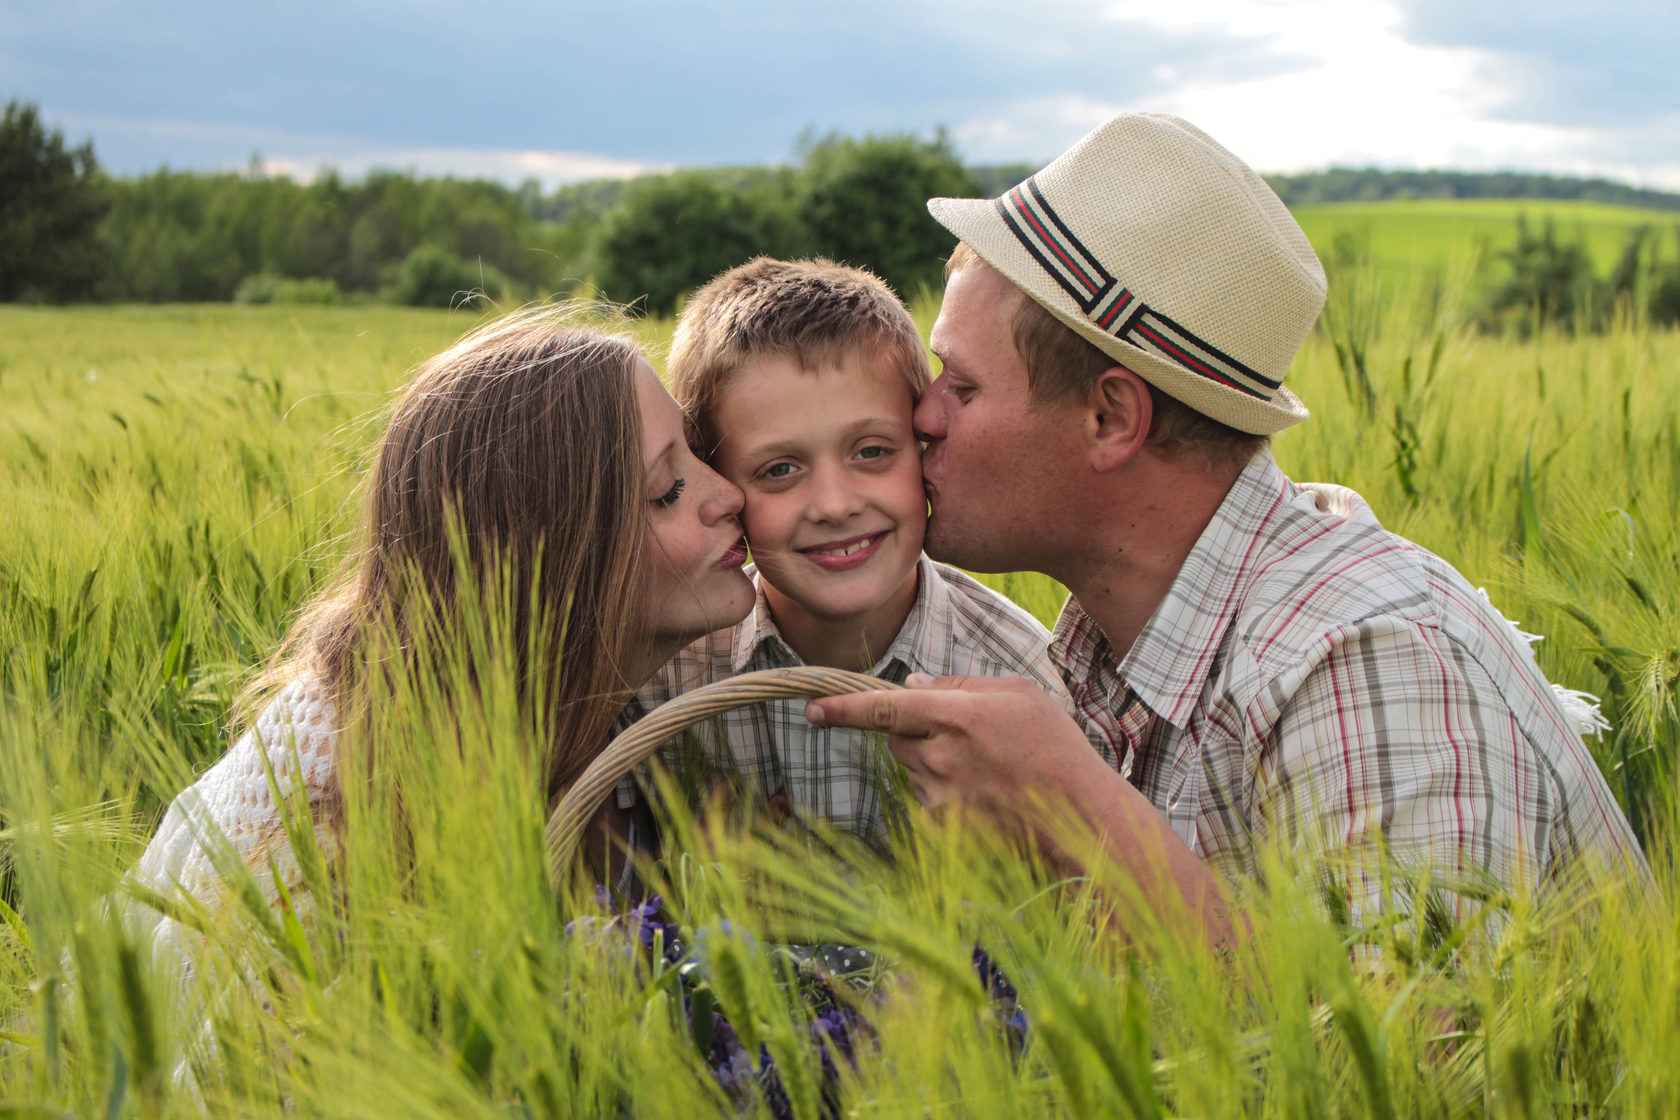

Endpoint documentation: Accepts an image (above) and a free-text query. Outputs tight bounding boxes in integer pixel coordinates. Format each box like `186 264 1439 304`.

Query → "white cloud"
952 94 1130 163
260 146 664 188
51 112 664 188
953 0 1680 190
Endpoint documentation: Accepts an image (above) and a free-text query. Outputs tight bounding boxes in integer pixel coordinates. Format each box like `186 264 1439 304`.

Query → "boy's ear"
1083 367 1152 472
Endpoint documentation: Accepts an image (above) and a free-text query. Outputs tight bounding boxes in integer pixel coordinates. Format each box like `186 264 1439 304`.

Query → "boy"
626 257 1115 842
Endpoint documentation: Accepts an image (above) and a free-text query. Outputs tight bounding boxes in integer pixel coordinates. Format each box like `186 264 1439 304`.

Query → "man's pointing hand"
805 674 1112 818
806 673 1237 950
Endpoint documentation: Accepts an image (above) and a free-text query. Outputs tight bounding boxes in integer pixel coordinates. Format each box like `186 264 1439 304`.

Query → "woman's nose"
696 461 745 522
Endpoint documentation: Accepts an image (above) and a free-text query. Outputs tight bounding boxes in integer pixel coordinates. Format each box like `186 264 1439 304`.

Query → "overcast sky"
4 0 1677 190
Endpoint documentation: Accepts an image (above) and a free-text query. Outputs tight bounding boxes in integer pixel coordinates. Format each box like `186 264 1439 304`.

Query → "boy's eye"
856 445 891 462
650 477 685 508
761 462 797 481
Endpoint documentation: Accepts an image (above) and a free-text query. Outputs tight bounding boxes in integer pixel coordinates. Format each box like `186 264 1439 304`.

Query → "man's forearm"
1056 764 1240 951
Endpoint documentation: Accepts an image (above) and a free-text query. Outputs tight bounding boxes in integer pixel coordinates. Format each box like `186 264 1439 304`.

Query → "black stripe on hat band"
995 197 1116 314
1127 307 1282 392
994 175 1277 400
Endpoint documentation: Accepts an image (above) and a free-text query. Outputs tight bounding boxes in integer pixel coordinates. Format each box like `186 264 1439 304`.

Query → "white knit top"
129 679 340 963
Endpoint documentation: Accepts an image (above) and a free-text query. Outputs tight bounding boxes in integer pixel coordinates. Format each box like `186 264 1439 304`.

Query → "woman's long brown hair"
239 305 649 808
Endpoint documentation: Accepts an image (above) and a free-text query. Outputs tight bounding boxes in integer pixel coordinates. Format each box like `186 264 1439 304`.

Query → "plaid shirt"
1052 451 1648 916
622 556 1115 840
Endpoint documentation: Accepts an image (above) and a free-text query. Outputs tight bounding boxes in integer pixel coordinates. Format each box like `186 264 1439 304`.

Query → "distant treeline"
536 164 1680 224
1264 167 1680 211
2 100 975 312
5 98 1680 329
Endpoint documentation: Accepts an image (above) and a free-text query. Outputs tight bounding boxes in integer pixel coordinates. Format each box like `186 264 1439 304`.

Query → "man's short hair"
670 257 931 449
947 243 1267 470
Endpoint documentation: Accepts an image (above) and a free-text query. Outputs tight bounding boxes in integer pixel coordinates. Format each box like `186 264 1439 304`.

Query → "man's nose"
913 382 948 441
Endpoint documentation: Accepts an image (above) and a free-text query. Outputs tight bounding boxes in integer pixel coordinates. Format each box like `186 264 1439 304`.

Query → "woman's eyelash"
650 478 685 508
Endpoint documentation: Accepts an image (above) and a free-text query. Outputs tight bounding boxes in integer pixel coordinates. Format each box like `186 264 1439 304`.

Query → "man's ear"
1083 367 1152 472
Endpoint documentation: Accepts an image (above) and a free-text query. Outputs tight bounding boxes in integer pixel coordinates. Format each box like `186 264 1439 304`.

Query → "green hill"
1291 198 1676 301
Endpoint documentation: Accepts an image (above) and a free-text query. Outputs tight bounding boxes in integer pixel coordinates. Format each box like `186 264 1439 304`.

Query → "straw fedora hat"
928 113 1326 435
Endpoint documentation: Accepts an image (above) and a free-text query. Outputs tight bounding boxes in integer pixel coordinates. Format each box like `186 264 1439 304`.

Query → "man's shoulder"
1229 479 1468 670
1216 477 1557 711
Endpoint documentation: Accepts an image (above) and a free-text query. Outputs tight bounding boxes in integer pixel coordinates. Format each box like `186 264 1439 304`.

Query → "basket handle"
545 666 902 886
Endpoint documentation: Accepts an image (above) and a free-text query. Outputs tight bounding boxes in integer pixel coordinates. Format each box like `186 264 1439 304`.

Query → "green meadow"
3 203 1680 1115
1294 197 1676 301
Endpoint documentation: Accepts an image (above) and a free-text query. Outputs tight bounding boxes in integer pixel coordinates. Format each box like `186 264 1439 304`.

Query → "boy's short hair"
947 242 1265 470
669 257 931 449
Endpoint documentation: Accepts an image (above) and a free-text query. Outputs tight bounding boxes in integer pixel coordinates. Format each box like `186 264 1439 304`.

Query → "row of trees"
6 98 1680 324
1265 166 1680 211
0 100 976 311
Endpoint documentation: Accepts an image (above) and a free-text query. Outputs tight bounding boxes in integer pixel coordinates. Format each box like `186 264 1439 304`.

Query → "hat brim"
929 196 1309 436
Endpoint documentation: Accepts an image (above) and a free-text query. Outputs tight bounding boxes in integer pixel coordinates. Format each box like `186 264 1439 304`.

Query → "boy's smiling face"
712 351 926 627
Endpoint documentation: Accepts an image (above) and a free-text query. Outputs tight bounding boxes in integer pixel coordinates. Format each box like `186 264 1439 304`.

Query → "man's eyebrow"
928 344 965 376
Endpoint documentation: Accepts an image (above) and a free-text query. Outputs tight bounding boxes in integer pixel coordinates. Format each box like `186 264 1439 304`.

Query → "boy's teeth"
816 535 876 557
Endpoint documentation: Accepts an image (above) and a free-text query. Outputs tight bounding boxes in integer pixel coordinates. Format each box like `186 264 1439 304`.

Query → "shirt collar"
873 555 944 678
729 556 940 678
1052 449 1293 730
729 563 794 673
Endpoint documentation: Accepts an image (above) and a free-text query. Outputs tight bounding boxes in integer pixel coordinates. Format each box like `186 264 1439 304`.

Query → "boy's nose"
806 464 865 522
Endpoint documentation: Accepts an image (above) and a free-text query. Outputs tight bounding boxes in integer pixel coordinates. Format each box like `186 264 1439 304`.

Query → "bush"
234 273 341 305
798 131 979 301
1480 216 1599 335
592 170 804 315
383 244 508 307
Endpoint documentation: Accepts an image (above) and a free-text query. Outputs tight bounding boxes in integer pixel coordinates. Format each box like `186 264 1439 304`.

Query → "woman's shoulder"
134 677 339 894
209 677 340 812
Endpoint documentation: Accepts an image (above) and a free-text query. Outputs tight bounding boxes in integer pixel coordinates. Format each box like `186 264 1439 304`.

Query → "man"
804 113 1645 947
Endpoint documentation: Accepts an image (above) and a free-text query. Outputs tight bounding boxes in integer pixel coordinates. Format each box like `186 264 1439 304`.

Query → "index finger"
807 689 950 738
908 673 1044 695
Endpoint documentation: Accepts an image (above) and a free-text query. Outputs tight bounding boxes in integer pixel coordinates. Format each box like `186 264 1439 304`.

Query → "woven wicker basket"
545 666 902 885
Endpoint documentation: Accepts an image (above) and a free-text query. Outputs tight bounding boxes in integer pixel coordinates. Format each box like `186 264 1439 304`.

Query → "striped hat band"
995 177 1282 402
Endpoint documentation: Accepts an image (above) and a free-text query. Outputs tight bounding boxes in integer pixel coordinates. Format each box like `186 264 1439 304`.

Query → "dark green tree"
797 131 979 301
0 101 109 301
593 169 803 315
1482 216 1599 335
1648 227 1680 328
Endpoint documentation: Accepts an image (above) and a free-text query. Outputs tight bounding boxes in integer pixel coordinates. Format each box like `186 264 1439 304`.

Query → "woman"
130 305 755 961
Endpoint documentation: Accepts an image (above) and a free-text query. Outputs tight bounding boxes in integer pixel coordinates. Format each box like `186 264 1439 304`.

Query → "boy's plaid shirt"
1051 451 1648 916
620 557 1116 841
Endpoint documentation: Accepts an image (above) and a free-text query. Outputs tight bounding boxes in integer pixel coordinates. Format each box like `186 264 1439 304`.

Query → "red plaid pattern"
1051 453 1648 917
622 557 1114 840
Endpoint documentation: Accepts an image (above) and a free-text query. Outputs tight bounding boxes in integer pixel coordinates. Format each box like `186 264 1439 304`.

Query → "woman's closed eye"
650 477 685 508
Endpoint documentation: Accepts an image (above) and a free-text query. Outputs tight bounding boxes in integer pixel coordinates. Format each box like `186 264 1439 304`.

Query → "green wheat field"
3 206 1680 1115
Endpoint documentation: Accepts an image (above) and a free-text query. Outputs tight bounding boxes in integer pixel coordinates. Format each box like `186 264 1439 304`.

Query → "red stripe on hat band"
1133 323 1268 400
1010 188 1100 296
1097 290 1132 328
